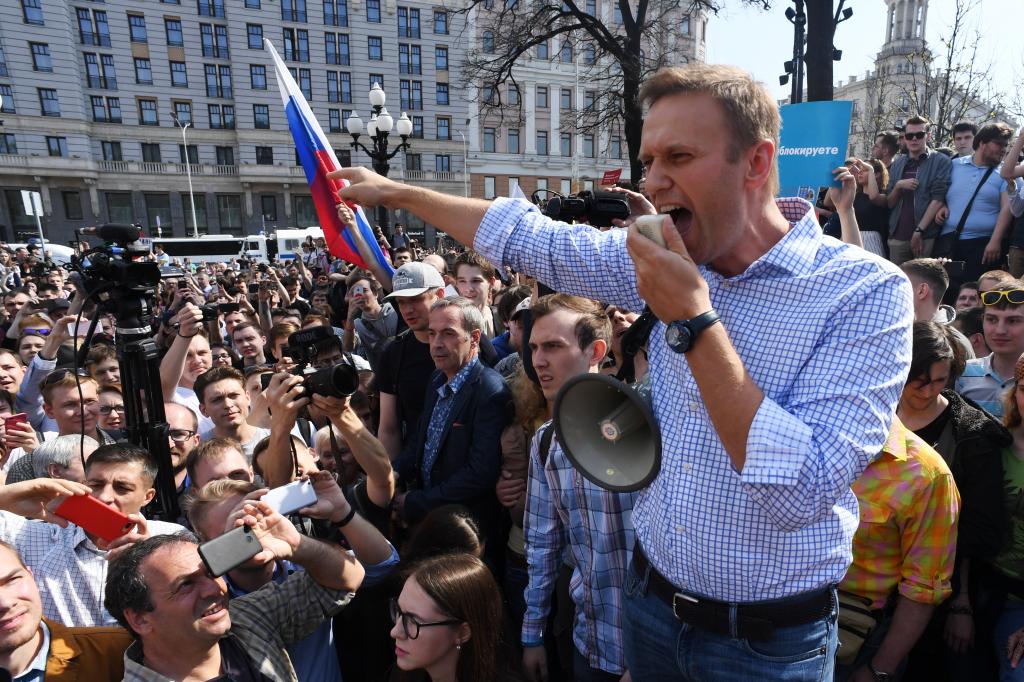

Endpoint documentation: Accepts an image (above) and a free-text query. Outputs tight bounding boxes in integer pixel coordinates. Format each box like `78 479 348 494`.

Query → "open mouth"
200 601 227 620
668 207 693 237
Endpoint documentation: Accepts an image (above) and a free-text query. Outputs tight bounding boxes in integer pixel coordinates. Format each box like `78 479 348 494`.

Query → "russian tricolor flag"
266 39 394 277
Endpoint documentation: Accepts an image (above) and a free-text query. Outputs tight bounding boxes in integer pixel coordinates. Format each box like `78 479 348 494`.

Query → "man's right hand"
329 167 402 209
522 645 548 682
0 479 92 525
177 302 203 337
606 186 656 227
495 469 525 509
266 372 308 427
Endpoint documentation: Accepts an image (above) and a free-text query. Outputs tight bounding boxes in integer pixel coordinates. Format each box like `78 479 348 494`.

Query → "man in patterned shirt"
520 295 637 682
837 417 960 681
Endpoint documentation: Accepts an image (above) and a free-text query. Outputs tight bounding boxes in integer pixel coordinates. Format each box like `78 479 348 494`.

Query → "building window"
144 194 172 234
139 98 159 125
536 178 547 191
205 64 233 98
412 116 423 138
326 33 349 65
324 0 348 27
560 40 572 63
508 128 519 153
295 67 311 99
30 43 52 72
246 0 260 7
369 74 384 89
0 86 14 114
583 90 595 110
106 193 133 223
292 195 316 226
63 191 83 220
560 88 572 109
201 24 230 58
141 143 161 162
399 80 422 110
435 154 450 172
38 88 60 116
484 176 495 199
22 0 44 25
0 134 16 154
436 83 449 105
78 9 111 47
435 46 448 71
329 109 341 132
560 133 572 156
101 141 122 161
610 135 621 159
405 153 421 171
215 146 234 165
134 58 153 84
165 19 184 46
283 28 309 61
367 36 382 60
536 41 548 59
436 117 450 140
614 3 622 23
0 46 8 77
179 144 198 164
583 134 594 158
281 0 307 22
585 0 595 14
482 86 496 105
537 130 548 155
197 0 225 18
250 65 267 89
433 9 447 34
85 54 117 89
253 104 270 129
508 84 519 106
170 61 188 87
209 104 235 129
255 146 274 165
536 86 548 108
183 198 207 231
247 24 263 50
46 136 68 157
217 195 243 235
261 195 278 222
397 7 420 38
482 31 494 53
172 101 191 125
129 15 148 42
583 42 595 64
483 127 496 152
399 44 421 74
681 15 690 34
91 96 121 123
366 0 380 22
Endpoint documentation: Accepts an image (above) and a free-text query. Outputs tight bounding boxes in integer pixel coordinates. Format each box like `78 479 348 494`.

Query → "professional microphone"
81 224 142 244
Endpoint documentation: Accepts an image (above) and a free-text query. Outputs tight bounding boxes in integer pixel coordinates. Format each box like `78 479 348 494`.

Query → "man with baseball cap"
376 262 447 457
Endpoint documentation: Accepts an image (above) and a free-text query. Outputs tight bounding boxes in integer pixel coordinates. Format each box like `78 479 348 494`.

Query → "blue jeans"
574 647 622 682
995 598 1024 682
622 560 837 681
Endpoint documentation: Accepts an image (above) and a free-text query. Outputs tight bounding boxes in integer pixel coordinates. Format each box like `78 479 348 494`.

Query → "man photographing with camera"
332 64 914 680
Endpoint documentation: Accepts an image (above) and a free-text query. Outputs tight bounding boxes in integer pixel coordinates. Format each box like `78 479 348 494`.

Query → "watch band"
687 310 720 335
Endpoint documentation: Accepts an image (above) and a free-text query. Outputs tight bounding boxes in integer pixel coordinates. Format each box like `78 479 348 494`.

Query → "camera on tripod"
263 326 359 399
536 190 631 228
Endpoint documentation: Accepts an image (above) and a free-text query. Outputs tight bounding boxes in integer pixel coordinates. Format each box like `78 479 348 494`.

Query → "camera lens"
303 363 359 398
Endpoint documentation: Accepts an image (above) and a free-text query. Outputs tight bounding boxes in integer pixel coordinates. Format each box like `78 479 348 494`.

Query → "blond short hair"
182 478 258 537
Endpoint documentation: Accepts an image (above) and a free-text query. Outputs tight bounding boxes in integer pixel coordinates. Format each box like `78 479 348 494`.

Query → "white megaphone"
552 373 661 492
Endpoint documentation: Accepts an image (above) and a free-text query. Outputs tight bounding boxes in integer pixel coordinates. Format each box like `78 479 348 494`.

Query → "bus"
146 236 266 264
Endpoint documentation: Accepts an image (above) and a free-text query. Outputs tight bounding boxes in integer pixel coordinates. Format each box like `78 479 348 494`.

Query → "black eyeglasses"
388 599 462 640
981 290 1024 306
168 428 197 442
99 404 125 416
904 131 927 140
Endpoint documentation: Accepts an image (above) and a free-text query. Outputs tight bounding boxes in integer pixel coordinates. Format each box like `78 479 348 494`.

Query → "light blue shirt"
475 197 913 602
956 353 1013 419
942 155 1006 240
14 620 49 682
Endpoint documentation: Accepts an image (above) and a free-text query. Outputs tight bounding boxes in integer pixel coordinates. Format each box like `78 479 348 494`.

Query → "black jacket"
932 389 1011 562
396 360 513 528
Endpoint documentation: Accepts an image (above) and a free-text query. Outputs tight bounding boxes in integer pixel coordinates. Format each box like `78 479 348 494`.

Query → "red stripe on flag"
311 150 367 268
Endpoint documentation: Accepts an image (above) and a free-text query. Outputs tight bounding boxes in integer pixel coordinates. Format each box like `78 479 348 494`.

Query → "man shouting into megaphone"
330 63 913 681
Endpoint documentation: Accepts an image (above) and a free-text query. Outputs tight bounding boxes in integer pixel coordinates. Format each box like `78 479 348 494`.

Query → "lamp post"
455 129 468 197
346 82 413 235
173 115 199 238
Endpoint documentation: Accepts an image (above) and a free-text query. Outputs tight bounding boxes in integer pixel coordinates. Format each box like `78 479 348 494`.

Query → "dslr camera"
266 326 359 399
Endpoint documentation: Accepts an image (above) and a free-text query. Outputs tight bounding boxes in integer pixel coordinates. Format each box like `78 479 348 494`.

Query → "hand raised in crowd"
308 393 349 424
606 185 657 228
3 418 39 454
234 500 303 564
295 470 352 523
828 164 858 213
337 201 357 227
329 167 402 208
100 513 149 560
266 372 309 426
177 302 204 338
0 478 92 526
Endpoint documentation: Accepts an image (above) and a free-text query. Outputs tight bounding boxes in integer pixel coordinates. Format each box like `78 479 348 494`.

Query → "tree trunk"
805 1 835 102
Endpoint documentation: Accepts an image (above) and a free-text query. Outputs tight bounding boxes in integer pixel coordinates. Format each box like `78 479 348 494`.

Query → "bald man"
421 255 458 298
165 402 201 493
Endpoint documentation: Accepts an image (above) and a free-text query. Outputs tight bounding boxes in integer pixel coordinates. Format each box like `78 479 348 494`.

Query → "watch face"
666 322 692 352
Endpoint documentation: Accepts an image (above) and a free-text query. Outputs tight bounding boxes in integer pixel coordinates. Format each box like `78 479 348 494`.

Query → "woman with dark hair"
898 320 1010 679
390 553 523 682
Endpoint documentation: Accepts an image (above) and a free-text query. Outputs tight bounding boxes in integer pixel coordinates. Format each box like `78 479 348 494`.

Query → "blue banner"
777 101 853 201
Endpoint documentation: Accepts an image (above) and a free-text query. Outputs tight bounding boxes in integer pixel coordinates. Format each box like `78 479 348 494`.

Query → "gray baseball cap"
386 262 446 299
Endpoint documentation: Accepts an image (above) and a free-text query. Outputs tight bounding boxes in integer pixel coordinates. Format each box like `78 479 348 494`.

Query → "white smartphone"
261 480 318 516
633 215 669 248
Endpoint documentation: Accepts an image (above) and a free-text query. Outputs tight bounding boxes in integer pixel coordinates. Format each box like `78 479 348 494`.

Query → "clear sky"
706 0 1021 120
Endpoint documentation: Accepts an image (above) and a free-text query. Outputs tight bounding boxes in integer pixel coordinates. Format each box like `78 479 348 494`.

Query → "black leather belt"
633 543 834 640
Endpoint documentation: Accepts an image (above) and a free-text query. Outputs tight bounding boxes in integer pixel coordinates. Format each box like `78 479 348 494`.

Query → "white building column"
524 81 537 154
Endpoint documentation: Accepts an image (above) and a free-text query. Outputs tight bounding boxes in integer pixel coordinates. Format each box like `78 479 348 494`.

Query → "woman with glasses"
389 553 522 682
97 384 125 433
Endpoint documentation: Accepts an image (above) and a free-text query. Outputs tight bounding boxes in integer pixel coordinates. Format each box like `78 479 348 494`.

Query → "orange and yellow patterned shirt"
840 416 961 609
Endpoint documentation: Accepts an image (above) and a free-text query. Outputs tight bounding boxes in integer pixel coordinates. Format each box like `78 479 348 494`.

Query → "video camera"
266 326 359 399
535 190 630 228
72 224 161 312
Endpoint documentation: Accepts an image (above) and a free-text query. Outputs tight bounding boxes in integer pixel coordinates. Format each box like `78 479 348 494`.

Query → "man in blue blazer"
393 297 513 540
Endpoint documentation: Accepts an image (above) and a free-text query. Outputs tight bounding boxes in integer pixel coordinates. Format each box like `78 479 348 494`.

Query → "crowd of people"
0 62 1020 682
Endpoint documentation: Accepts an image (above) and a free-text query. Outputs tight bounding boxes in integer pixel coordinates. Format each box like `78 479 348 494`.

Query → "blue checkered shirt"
422 357 478 487
956 353 1013 419
523 423 637 674
476 197 913 602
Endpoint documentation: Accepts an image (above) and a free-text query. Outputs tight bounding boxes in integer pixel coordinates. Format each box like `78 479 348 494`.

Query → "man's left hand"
297 471 351 522
626 215 711 322
236 500 302 562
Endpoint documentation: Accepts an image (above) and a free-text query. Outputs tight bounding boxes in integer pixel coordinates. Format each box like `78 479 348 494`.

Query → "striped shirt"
840 417 960 608
475 197 913 601
523 423 637 674
956 353 1013 419
0 512 185 627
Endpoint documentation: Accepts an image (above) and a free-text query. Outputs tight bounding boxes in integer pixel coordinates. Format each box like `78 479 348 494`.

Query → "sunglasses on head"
904 131 927 141
981 290 1024 306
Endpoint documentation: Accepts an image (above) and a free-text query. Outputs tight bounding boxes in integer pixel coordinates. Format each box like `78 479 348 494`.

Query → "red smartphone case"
52 495 136 542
